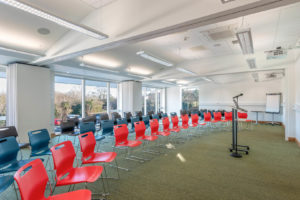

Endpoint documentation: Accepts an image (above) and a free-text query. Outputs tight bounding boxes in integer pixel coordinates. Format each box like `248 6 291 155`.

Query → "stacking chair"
162 117 180 133
124 112 132 124
238 112 252 130
170 112 177 117
14 159 92 200
82 115 97 124
161 113 168 118
28 129 52 169
149 119 170 137
100 113 109 121
117 118 128 125
180 114 190 130
113 124 144 163
211 112 222 129
50 141 106 196
152 114 160 121
171 115 181 132
59 120 79 145
101 120 114 136
135 111 143 120
111 112 121 124
78 132 121 179
80 122 105 146
0 136 35 174
130 116 140 132
204 112 212 127
0 175 17 199
191 114 199 128
142 115 150 129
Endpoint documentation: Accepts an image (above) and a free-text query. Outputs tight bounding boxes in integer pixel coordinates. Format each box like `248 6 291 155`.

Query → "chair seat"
143 135 158 141
198 123 206 126
0 175 14 194
170 128 180 132
245 120 252 122
211 120 220 123
0 158 39 174
82 152 117 164
115 140 142 148
31 149 52 157
221 120 228 122
159 131 171 136
49 189 91 200
95 135 105 141
180 125 189 129
56 166 102 186
190 123 198 127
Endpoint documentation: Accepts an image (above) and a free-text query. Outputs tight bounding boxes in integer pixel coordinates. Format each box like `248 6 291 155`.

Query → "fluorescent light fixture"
236 28 254 55
246 58 256 69
136 51 173 67
126 66 152 75
0 46 43 57
176 67 197 76
177 80 189 85
162 81 176 85
202 77 212 82
80 63 119 73
83 55 120 68
0 0 108 40
167 79 176 82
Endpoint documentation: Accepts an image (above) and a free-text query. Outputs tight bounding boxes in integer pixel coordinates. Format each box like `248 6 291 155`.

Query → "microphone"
233 93 243 98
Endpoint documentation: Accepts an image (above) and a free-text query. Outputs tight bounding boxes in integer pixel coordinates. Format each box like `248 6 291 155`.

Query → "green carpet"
2 124 300 200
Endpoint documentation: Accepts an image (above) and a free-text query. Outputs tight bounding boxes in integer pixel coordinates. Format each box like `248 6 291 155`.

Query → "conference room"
0 0 300 200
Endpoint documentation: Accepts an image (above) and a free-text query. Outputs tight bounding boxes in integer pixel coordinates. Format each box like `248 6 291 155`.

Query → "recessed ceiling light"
221 0 235 4
37 28 50 35
0 0 108 40
126 66 152 75
83 55 121 68
177 80 189 85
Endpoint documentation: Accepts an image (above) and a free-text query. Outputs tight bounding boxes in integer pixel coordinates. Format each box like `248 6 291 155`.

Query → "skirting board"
288 137 300 147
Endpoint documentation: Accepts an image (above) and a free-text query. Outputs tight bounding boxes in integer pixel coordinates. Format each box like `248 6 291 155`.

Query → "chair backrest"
80 122 96 134
14 159 48 200
152 114 159 121
0 136 19 168
117 118 128 125
28 129 50 154
111 112 121 120
124 112 132 119
180 110 187 116
82 115 97 123
191 114 199 124
225 112 232 121
113 124 129 145
204 112 212 122
134 121 146 140
60 120 75 134
100 113 109 121
142 116 150 126
78 132 96 160
67 117 79 127
191 109 199 115
171 115 179 128
214 112 222 121
170 112 177 117
147 111 154 117
101 120 114 135
135 111 143 119
181 114 189 126
131 117 140 129
238 112 248 119
162 117 170 131
0 126 18 138
162 113 168 118
50 141 76 178
149 119 159 135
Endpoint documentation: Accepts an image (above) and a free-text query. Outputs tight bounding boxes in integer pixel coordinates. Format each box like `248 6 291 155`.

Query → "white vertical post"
107 82 110 115
81 79 86 118
155 90 158 113
144 92 147 115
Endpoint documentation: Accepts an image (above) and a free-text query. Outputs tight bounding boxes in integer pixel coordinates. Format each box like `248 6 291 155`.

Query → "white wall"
7 64 52 143
198 79 283 122
166 87 181 115
295 56 300 142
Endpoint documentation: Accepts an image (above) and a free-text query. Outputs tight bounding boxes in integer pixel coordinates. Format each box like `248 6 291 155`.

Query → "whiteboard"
266 94 281 113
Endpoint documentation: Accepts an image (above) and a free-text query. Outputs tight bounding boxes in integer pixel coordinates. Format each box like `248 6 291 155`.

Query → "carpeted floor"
2 124 300 200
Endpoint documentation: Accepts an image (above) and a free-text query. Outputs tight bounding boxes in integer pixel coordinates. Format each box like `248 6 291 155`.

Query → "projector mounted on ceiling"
265 47 287 60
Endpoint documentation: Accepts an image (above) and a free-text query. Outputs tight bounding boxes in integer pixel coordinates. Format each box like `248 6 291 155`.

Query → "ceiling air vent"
201 25 236 41
265 47 287 60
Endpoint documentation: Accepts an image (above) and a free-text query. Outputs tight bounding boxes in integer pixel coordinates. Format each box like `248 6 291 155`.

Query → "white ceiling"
0 0 300 87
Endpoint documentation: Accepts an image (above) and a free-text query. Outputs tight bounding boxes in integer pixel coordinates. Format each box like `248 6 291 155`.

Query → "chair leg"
13 181 19 200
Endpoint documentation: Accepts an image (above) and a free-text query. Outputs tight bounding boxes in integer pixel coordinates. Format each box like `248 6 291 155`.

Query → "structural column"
119 81 142 114
81 79 86 118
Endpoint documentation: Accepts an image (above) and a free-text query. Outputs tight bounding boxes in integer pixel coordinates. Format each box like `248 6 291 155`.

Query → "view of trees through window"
146 88 156 113
85 80 107 116
182 88 199 110
0 68 6 127
55 77 82 119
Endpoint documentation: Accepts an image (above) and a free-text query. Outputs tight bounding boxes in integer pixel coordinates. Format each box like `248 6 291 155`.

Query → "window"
146 88 156 113
110 83 117 111
54 76 82 120
85 80 107 115
0 67 6 127
182 88 199 110
142 87 147 114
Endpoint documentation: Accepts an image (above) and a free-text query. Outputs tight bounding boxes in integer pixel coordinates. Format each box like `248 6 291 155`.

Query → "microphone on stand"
233 93 243 98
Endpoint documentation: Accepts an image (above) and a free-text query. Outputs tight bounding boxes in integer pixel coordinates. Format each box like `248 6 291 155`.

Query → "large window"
55 76 82 119
110 83 117 111
0 68 6 127
182 88 199 110
85 80 107 115
146 88 156 113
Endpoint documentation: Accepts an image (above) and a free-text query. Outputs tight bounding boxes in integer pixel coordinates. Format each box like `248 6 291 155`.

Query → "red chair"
238 112 252 129
50 141 105 194
14 159 92 200
171 116 181 132
162 117 180 133
180 114 189 129
78 132 121 178
113 124 144 163
191 114 199 127
150 119 170 137
204 112 212 123
134 121 158 141
224 112 232 121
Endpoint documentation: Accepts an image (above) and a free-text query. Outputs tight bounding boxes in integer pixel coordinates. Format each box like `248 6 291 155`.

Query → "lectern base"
230 152 242 158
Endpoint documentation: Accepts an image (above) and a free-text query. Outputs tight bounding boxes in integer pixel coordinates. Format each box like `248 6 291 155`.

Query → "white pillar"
119 81 142 114
155 90 158 113
81 79 86 118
